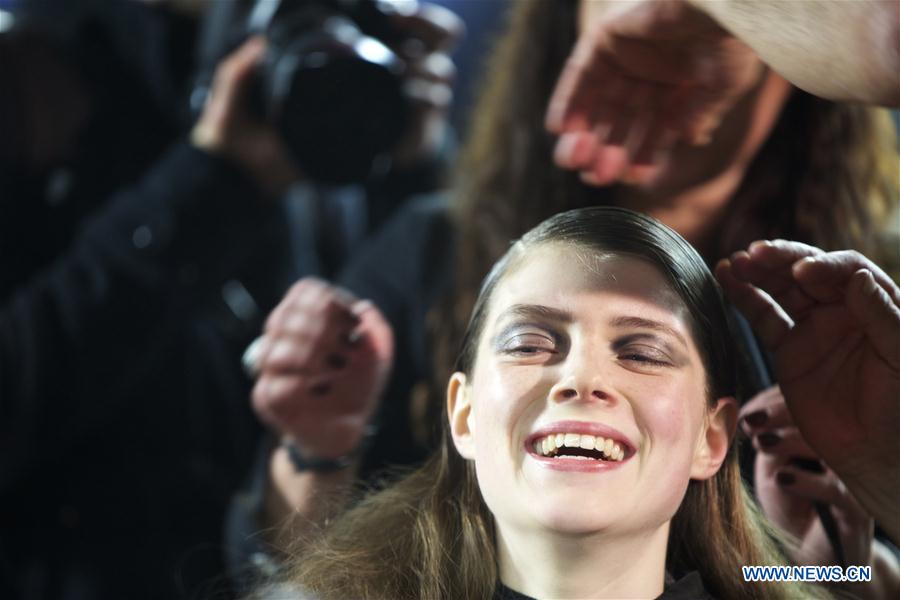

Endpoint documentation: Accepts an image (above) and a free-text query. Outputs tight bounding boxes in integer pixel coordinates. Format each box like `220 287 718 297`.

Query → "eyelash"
618 346 671 367
501 334 556 356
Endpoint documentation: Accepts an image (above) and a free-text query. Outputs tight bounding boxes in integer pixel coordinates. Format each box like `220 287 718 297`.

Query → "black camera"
194 0 412 184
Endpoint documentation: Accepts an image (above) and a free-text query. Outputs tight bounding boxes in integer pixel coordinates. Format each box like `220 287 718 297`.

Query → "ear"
690 396 738 480
447 372 475 459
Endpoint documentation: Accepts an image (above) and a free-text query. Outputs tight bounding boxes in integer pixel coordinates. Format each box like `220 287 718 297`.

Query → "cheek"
471 364 547 456
628 377 707 472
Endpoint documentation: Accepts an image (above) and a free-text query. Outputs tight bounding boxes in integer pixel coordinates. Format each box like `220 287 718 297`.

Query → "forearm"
690 0 900 106
262 445 357 553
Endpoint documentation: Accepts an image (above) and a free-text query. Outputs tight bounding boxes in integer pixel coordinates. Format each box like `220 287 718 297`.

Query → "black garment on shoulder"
494 571 716 600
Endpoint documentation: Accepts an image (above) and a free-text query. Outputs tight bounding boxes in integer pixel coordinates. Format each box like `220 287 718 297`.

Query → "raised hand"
190 37 300 195
546 0 762 185
251 278 393 461
717 240 900 543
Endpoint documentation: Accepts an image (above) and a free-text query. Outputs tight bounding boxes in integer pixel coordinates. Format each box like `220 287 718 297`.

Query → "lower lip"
527 451 630 473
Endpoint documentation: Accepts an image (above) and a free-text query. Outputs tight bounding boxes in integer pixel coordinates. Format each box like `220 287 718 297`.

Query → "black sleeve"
0 141 274 482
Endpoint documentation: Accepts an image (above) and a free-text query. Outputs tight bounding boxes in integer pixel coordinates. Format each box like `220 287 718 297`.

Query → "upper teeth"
531 433 626 461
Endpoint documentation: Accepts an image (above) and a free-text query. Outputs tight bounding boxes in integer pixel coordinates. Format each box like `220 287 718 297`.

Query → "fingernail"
758 432 780 448
326 354 347 369
776 472 795 486
859 269 877 295
742 410 768 427
790 457 825 474
310 381 332 396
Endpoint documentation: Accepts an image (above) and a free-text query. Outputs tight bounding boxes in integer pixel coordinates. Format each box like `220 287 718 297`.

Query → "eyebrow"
609 315 688 348
495 304 573 326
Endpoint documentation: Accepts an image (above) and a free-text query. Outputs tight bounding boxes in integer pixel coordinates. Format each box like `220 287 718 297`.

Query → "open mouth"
531 433 627 462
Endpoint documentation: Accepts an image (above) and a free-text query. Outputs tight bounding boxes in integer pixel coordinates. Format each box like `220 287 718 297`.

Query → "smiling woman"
278 207 829 600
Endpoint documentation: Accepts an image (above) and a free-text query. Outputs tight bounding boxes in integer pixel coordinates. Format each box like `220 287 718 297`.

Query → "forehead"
488 244 688 323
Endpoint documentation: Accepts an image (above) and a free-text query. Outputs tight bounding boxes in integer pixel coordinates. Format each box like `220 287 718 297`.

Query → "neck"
497 522 669 599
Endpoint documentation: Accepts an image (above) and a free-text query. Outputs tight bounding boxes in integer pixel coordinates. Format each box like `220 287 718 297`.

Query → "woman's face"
448 245 734 537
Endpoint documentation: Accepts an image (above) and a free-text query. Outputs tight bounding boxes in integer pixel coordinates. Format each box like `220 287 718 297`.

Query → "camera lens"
262 15 409 183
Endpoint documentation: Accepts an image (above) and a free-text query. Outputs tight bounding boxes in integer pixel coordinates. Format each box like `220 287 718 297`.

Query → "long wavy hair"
285 207 828 599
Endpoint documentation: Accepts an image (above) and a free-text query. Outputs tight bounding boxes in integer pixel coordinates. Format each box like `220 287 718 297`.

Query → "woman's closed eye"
617 344 673 368
499 332 557 356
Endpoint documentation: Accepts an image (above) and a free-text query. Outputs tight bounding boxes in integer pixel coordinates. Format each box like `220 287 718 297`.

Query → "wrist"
281 425 378 474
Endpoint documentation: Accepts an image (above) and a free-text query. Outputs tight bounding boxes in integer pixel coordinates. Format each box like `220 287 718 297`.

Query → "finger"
729 248 799 302
210 36 266 118
242 336 266 378
715 259 793 350
775 466 865 514
726 247 818 322
259 332 351 376
407 50 455 86
554 132 599 171
582 145 629 186
845 268 900 366
266 278 359 333
391 3 465 55
739 386 796 432
547 29 620 133
583 72 633 148
793 250 900 307
401 77 453 112
753 427 817 458
629 107 677 167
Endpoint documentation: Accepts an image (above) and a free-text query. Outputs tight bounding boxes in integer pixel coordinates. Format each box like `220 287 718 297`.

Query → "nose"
548 350 614 405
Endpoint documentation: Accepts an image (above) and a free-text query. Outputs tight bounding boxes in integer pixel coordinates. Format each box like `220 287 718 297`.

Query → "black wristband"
282 425 377 474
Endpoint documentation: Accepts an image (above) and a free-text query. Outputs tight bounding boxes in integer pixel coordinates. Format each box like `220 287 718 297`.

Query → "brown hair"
285 208 829 599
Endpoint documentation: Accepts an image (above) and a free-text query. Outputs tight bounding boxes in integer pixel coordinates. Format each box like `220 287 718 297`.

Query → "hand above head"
545 0 762 186
716 240 900 544
250 277 394 461
190 36 300 196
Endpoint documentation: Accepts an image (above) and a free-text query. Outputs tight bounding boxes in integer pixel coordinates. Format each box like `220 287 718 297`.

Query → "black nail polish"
743 410 768 427
790 457 825 474
758 432 780 448
776 472 795 486
326 354 347 369
310 381 332 395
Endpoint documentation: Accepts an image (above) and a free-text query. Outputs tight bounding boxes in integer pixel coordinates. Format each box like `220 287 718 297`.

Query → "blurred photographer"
0 0 460 598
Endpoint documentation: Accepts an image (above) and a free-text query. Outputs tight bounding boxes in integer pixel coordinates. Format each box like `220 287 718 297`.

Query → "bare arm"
262 447 357 552
691 0 900 106
250 278 393 553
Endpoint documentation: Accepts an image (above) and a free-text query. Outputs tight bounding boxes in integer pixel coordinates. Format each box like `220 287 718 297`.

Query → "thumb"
213 36 266 115
846 268 900 367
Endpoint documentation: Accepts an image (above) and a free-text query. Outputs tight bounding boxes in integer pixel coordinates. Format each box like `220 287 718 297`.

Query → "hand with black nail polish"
250 277 393 460
718 241 900 545
742 385 876 573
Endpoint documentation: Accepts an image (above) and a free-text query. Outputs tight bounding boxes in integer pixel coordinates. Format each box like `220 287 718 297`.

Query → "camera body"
194 0 412 184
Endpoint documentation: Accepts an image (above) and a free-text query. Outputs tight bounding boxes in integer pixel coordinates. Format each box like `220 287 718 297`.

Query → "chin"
531 505 622 535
